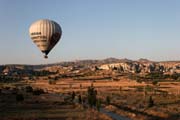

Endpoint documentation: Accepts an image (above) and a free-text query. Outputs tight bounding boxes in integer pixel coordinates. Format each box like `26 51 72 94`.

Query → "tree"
71 91 76 101
152 80 159 95
95 66 99 71
106 96 111 105
87 87 97 108
143 86 147 99
78 94 82 104
96 99 101 111
119 86 122 92
148 96 154 107
91 82 94 87
80 84 82 89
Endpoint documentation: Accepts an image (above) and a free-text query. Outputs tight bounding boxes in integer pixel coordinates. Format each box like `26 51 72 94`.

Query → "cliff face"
99 61 180 74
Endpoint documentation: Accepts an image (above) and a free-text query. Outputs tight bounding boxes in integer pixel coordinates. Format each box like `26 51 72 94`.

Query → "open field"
1 75 180 120
31 77 180 120
0 86 112 120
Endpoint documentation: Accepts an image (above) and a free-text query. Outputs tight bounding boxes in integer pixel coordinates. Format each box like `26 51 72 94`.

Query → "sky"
0 0 180 64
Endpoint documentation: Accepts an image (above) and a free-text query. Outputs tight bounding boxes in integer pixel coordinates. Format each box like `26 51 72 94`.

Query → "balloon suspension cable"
44 55 48 59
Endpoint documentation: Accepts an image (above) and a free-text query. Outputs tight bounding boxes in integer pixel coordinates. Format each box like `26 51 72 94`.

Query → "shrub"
4 86 10 90
136 86 143 92
12 88 18 94
25 86 33 93
152 80 158 86
16 94 24 102
136 79 142 83
54 76 59 80
33 89 44 95
145 85 153 92
48 80 56 85
171 73 180 80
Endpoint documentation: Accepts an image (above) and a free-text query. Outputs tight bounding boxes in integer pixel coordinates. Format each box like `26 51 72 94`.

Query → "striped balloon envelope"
29 19 62 58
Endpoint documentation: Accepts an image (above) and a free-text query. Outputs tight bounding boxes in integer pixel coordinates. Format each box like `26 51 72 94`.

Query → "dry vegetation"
0 63 180 120
32 76 180 120
0 83 112 120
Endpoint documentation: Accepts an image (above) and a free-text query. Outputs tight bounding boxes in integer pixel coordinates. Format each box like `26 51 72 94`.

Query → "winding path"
100 108 131 120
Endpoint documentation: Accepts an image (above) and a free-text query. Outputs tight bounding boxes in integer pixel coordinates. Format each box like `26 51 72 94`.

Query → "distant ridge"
0 58 180 75
137 58 153 63
0 58 180 67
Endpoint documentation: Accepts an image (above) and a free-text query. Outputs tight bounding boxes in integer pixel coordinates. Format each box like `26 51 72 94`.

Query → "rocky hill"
99 59 180 74
0 58 180 75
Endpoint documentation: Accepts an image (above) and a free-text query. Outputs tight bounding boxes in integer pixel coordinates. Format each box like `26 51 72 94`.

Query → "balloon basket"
44 55 48 59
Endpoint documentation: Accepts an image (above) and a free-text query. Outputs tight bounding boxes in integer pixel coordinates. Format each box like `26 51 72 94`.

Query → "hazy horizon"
0 0 180 64
1 57 180 66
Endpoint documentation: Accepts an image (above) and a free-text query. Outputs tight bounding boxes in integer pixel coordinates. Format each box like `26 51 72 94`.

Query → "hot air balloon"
29 19 62 58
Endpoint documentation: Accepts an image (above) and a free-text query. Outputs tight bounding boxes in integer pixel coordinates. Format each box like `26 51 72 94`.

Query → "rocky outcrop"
99 61 180 74
1 58 180 75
